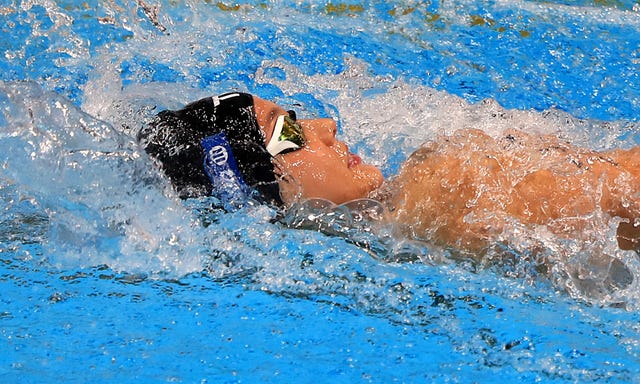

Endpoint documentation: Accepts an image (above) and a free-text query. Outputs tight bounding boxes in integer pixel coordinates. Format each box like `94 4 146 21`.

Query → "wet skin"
389 128 640 253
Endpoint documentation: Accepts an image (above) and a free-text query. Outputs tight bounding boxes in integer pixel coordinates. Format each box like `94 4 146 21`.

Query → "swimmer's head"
138 92 282 204
138 92 383 206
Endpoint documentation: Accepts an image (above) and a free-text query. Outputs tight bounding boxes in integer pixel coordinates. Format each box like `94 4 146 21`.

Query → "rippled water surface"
2 0 640 382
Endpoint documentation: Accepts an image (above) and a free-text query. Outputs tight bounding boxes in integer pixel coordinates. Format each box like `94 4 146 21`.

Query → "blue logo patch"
201 133 250 203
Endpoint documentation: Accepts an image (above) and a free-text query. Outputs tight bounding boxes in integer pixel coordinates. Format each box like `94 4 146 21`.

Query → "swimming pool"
2 0 640 382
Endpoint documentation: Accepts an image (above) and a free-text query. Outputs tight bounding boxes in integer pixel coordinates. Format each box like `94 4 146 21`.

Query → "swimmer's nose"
301 118 337 146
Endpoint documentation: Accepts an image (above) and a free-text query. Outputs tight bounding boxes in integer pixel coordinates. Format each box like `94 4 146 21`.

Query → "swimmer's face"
253 96 384 205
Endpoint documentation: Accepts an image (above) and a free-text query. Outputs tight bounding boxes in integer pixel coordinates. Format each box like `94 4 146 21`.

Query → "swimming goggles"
266 110 306 156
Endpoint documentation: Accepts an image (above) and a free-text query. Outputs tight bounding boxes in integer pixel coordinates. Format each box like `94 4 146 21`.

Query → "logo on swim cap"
208 145 229 166
212 92 241 107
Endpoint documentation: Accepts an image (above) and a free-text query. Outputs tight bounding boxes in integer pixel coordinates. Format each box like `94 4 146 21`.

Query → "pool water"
2 0 640 382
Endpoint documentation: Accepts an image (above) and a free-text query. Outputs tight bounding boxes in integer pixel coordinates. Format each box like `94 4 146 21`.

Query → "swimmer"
138 92 640 256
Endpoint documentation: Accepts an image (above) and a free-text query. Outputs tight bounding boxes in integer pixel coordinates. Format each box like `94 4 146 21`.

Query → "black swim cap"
138 92 282 205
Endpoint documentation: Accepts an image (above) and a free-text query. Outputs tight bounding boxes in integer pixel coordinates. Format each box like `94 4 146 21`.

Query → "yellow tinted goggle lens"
279 115 306 147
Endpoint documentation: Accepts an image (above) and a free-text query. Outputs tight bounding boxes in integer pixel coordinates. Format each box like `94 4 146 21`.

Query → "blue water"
3 0 640 382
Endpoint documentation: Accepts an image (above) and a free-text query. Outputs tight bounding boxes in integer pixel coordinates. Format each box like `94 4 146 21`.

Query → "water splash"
0 80 203 275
